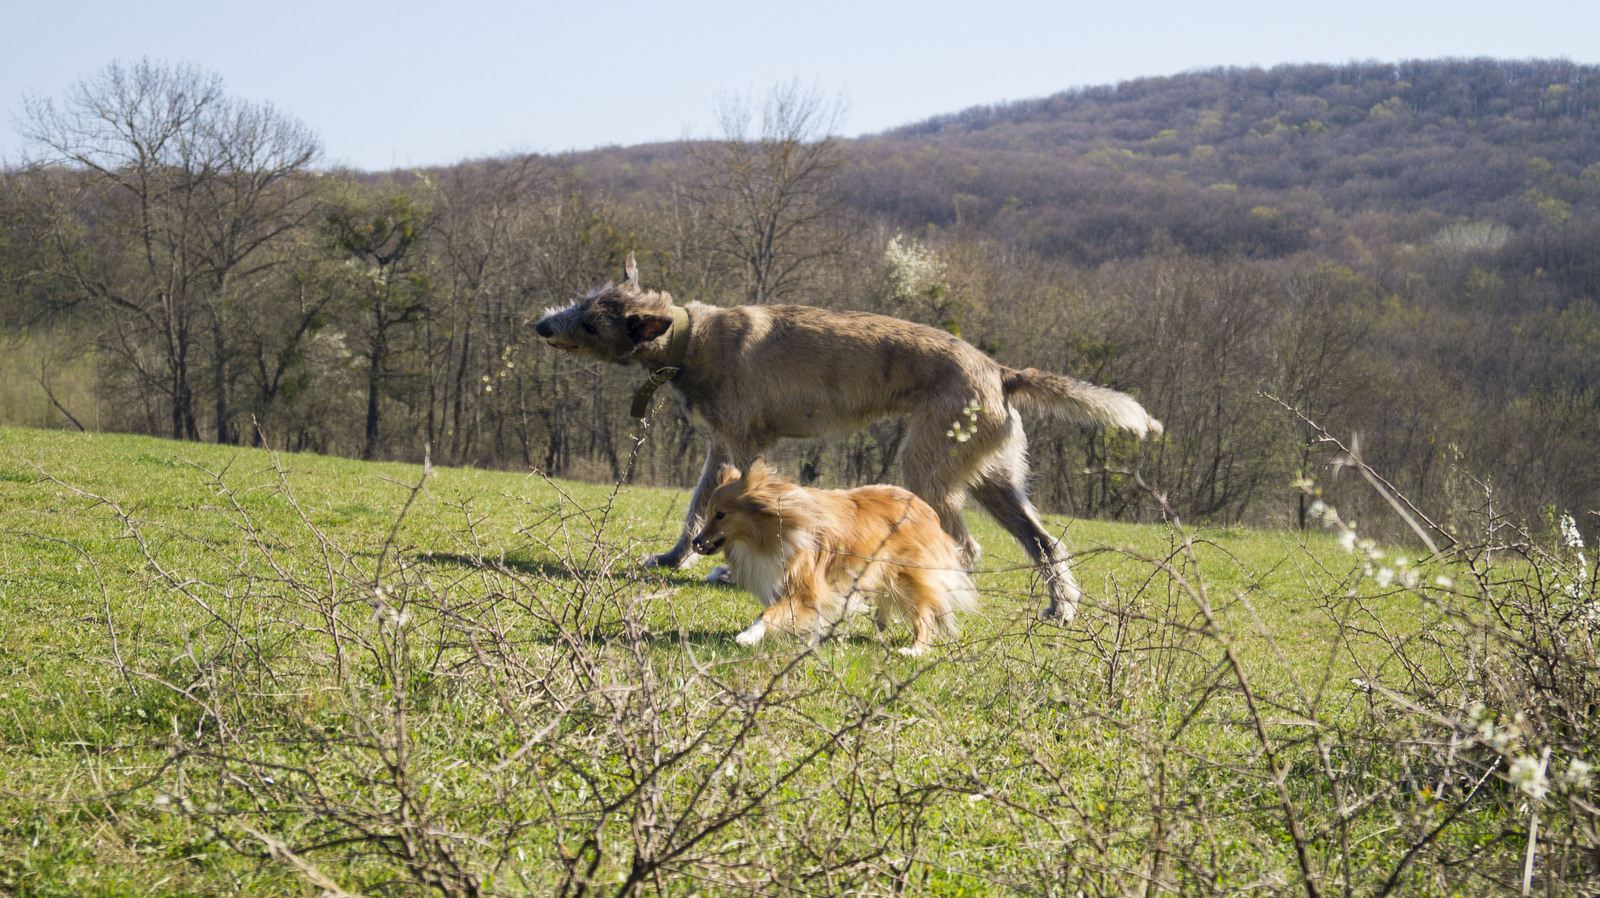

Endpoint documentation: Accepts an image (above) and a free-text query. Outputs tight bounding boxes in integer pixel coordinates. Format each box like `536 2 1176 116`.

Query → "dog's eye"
714 511 726 520
582 321 597 335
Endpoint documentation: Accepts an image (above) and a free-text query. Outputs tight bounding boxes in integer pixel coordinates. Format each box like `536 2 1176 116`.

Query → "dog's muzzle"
691 533 724 555
534 317 579 351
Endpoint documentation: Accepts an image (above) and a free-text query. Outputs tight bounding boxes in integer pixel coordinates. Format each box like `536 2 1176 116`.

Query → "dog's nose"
534 318 554 338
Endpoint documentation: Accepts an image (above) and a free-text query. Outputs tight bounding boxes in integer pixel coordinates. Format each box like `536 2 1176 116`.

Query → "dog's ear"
623 251 639 290
716 463 741 487
743 457 771 486
626 313 673 345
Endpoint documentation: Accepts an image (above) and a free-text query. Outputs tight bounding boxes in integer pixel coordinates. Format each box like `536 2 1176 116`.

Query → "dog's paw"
734 619 767 647
704 566 732 584
643 552 690 570
1038 602 1078 623
896 645 929 657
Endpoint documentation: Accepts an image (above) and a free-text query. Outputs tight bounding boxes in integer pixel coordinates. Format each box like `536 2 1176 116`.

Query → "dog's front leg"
646 442 731 570
738 569 827 648
648 438 766 574
734 618 768 646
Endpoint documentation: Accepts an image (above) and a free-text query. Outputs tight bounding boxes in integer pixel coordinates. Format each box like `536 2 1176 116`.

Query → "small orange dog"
690 460 977 655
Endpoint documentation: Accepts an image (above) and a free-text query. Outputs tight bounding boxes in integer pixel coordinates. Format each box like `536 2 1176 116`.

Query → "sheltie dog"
690 459 977 655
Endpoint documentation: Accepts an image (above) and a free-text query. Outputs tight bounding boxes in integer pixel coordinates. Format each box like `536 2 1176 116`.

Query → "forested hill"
841 58 1600 265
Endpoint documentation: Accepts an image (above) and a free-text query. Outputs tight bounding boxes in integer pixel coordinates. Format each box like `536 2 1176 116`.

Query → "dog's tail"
1001 367 1164 438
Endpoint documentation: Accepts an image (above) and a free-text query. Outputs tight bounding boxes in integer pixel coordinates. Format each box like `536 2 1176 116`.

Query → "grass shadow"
422 551 579 580
419 551 724 589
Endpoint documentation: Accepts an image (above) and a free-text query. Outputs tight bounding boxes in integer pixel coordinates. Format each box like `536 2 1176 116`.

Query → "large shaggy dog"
690 459 976 654
534 254 1162 620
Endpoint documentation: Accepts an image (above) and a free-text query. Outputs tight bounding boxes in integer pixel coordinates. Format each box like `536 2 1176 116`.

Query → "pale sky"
4 0 1597 171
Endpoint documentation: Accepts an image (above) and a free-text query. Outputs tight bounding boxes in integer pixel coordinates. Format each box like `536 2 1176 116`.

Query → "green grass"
0 425 1521 896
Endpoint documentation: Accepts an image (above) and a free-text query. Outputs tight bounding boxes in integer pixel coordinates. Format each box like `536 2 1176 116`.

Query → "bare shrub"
22 419 1593 895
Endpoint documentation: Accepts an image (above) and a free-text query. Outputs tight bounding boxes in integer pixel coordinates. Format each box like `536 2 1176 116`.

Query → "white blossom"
884 235 946 300
1509 755 1549 800
1561 758 1593 790
1560 513 1585 550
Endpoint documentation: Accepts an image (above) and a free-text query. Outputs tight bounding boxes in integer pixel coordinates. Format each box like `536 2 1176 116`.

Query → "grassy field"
0 425 1591 897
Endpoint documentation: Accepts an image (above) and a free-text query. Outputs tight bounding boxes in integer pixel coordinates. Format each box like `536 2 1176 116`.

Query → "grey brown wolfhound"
534 254 1162 620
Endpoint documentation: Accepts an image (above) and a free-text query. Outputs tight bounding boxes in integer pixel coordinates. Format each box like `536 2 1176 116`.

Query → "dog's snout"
534 318 554 338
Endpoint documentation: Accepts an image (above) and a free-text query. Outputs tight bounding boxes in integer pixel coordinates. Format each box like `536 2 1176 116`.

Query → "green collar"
629 305 691 419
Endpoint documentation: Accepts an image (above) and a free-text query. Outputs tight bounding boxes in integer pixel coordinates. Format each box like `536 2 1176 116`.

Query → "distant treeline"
2 58 1597 541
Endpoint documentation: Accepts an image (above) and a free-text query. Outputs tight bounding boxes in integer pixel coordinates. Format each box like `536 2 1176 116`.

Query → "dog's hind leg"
898 426 982 567
872 599 894 634
972 475 1083 621
969 425 1083 621
892 578 939 656
929 493 980 568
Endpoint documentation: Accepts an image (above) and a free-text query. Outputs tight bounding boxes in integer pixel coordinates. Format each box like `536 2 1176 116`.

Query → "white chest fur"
725 544 786 606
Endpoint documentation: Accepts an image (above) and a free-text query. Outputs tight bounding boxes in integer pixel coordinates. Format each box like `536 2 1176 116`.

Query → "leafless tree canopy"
683 80 851 304
16 59 321 443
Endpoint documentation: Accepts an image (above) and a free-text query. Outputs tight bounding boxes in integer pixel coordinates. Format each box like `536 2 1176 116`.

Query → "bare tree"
429 156 552 463
1267 263 1374 528
684 80 851 304
191 99 322 443
321 178 434 461
16 59 320 442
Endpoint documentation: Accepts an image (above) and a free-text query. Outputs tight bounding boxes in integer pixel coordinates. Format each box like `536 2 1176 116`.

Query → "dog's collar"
630 305 691 419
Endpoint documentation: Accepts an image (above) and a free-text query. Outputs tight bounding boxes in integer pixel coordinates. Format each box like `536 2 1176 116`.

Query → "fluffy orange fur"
691 460 977 655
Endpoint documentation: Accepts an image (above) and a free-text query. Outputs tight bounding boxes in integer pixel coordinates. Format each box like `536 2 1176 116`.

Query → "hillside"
860 59 1600 268
577 58 1600 268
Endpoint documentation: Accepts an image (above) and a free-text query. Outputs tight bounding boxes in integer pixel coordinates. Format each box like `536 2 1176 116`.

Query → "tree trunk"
365 311 387 461
212 314 232 444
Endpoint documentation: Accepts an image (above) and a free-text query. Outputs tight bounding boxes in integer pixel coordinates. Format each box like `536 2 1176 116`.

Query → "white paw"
734 619 767 647
897 645 928 657
1038 602 1078 623
705 566 732 584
